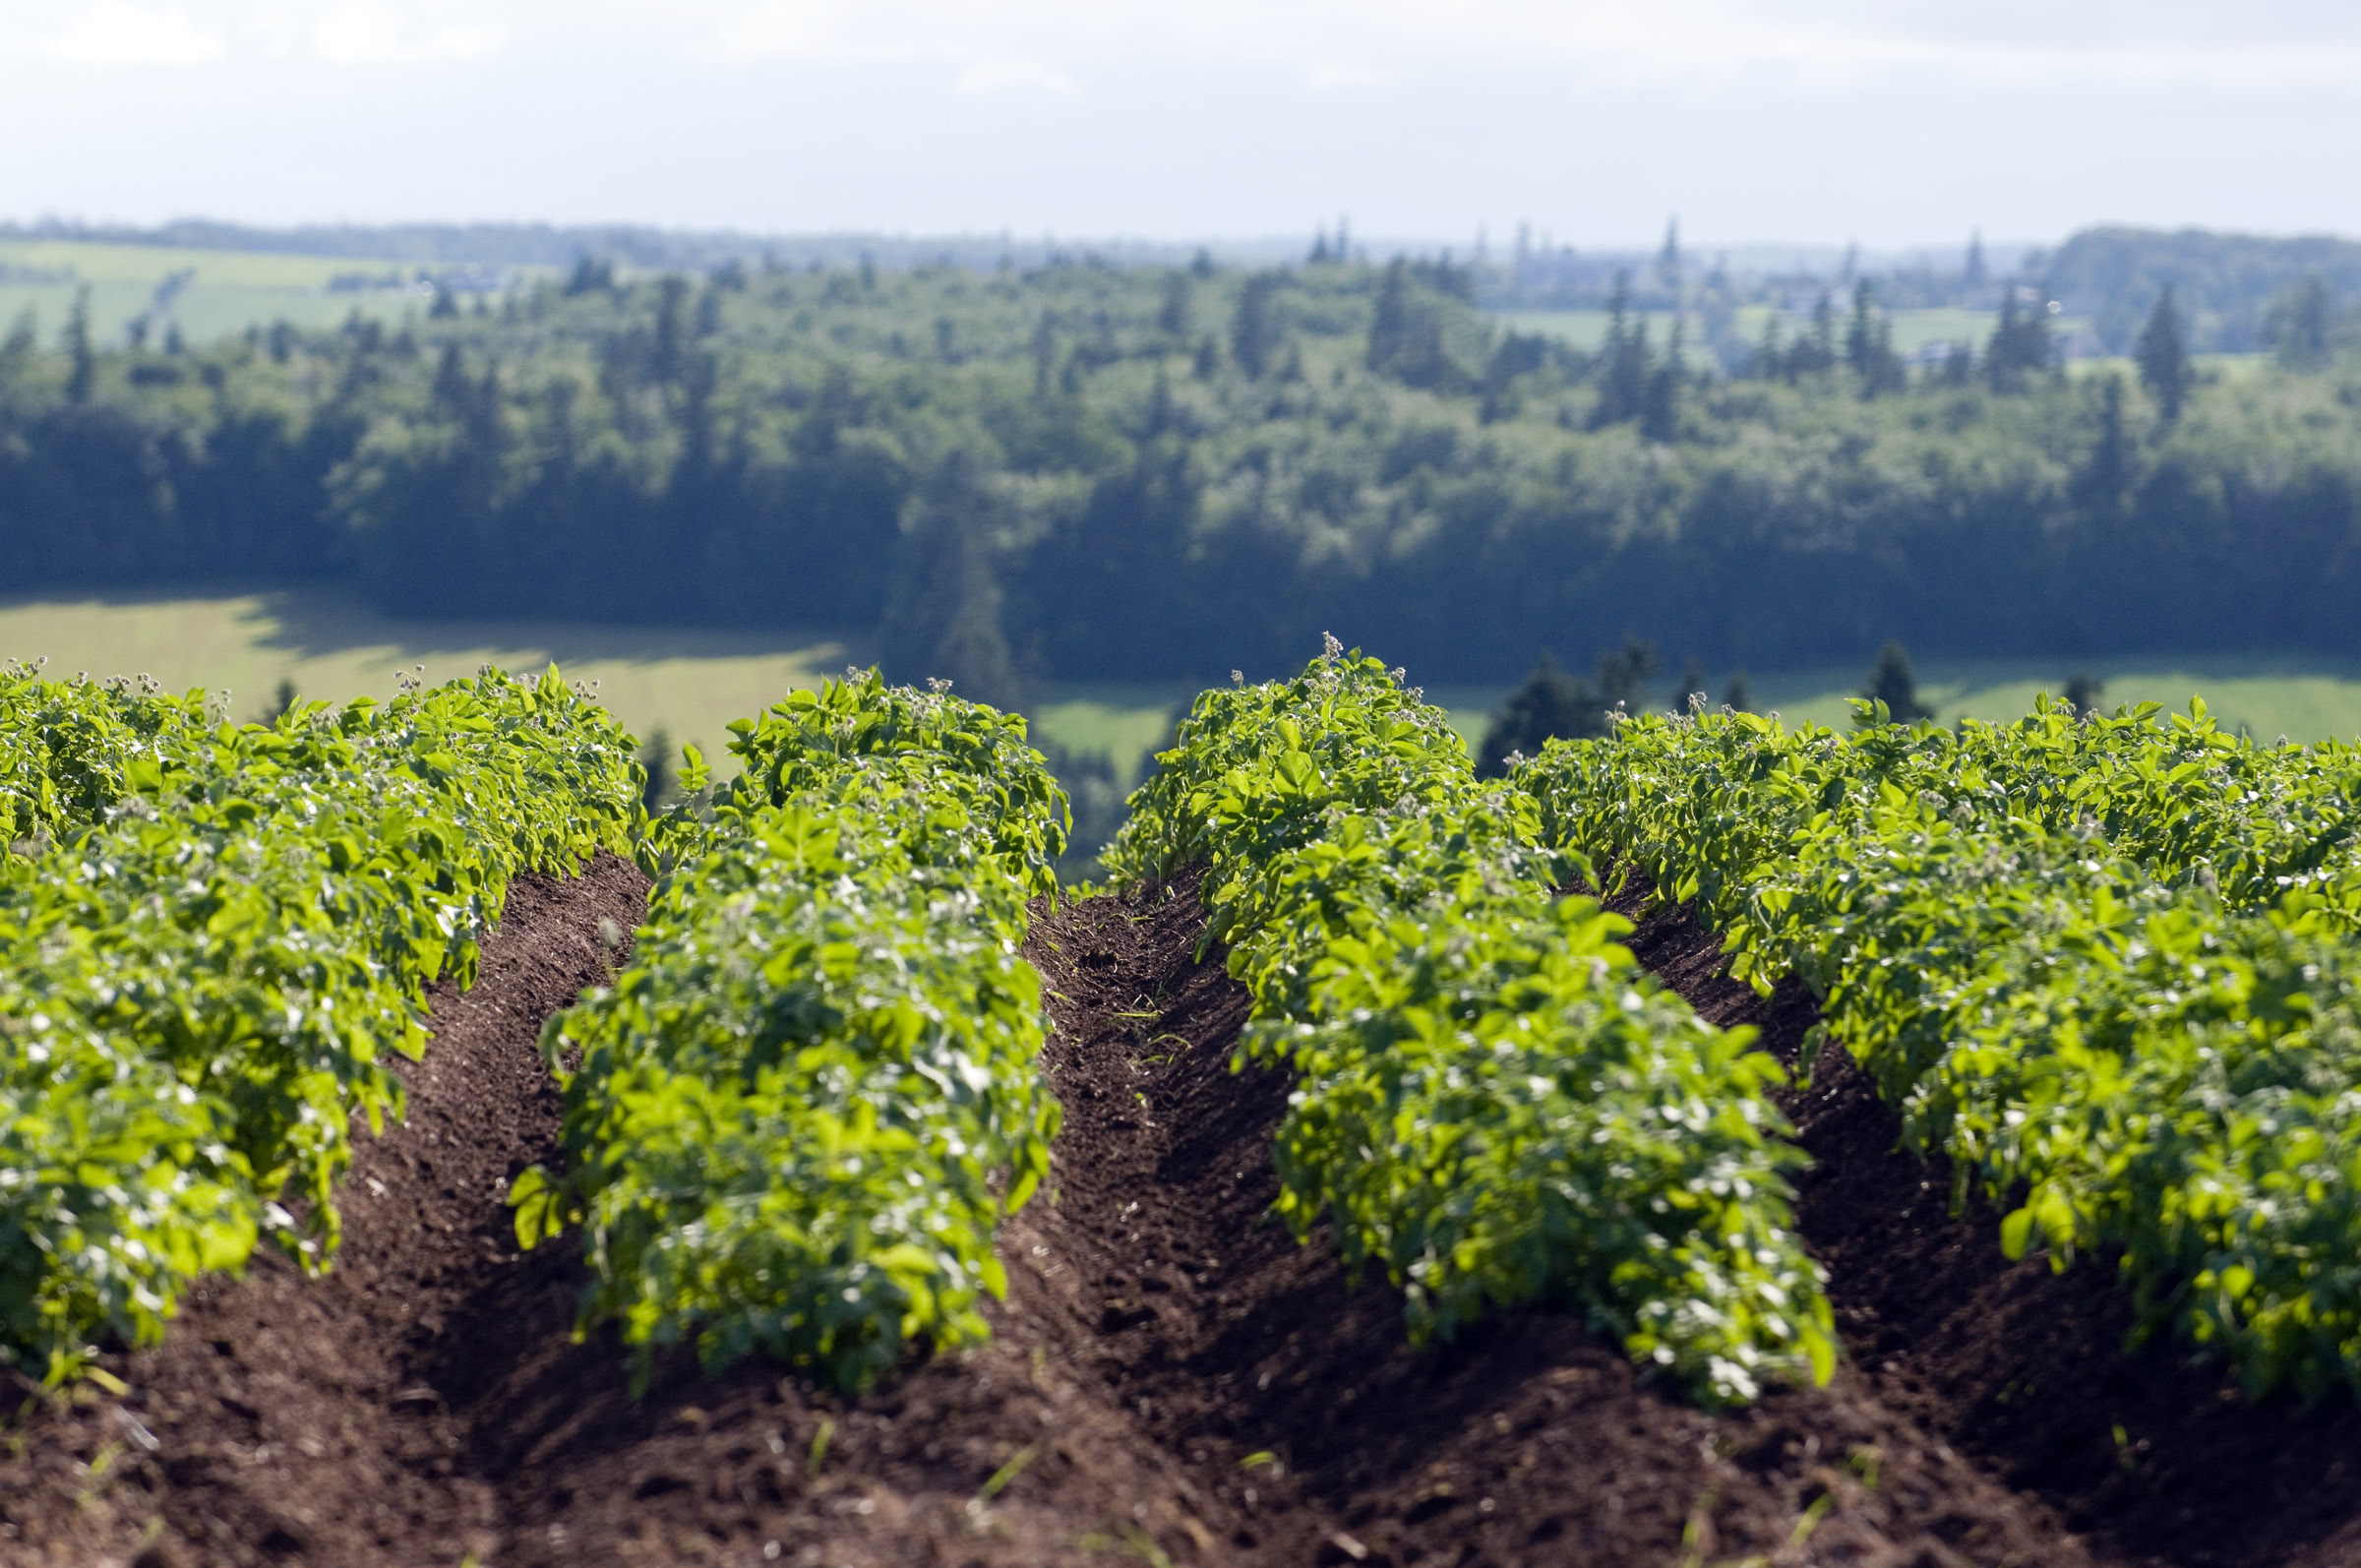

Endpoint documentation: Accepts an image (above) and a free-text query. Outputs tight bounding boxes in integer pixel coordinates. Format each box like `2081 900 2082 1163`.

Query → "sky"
3 0 2358 250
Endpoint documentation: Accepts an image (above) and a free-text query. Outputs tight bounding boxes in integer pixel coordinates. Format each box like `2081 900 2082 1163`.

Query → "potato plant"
1106 646 1834 1405
515 672 1067 1393
1520 698 2361 1398
0 667 639 1386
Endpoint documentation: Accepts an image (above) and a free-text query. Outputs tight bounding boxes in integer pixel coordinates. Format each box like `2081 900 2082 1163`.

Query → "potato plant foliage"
515 672 1067 1394
0 666 639 1385
1521 696 2361 1399
1105 647 1834 1405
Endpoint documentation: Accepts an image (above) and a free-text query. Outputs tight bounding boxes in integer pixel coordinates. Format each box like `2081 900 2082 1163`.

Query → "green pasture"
0 589 851 770
7 592 2360 809
0 239 522 347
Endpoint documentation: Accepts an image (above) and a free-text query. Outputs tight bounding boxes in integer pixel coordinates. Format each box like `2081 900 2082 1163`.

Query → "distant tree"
163 322 185 356
1308 228 1331 265
1157 271 1192 337
1656 217 1682 291
653 275 689 384
1367 259 1410 374
563 255 614 296
1638 323 1681 442
2137 285 2190 422
431 341 470 417
429 285 459 320
2062 672 2106 717
1965 228 1986 289
1191 333 1221 380
1231 271 1281 380
1861 640 1930 723
1722 669 1753 712
1845 281 1906 397
64 289 93 404
1750 312 1784 381
2072 373 2132 512
1673 656 1707 709
2267 276 2332 371
1031 316 1057 396
1593 272 1652 425
638 727 674 814
1596 635 1657 709
1985 290 2054 392
880 451 1024 711
259 679 297 726
267 320 296 363
0 308 33 381
1188 248 1216 279
1938 340 1974 387
1476 653 1604 775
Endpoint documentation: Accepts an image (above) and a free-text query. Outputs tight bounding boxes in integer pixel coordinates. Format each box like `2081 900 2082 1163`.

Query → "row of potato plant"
512 672 1068 1394
1520 698 2361 1398
0 666 640 1386
1103 645 1835 1405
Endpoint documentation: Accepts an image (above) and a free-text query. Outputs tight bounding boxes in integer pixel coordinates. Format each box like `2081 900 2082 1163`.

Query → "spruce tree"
1861 640 1930 723
64 288 94 404
2137 285 2189 422
2073 374 2131 512
1232 272 1280 380
1476 654 1604 776
2062 672 2106 718
1366 259 1410 374
1157 271 1192 338
2268 276 2331 371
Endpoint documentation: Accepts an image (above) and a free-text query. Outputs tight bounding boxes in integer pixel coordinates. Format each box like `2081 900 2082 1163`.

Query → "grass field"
8 590 2359 797
0 239 527 347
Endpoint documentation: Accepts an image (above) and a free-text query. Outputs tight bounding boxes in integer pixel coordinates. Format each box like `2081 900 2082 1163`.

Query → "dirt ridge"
4 865 2356 1565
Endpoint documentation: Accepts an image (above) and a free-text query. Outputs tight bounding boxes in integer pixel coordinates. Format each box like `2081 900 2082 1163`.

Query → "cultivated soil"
6 860 2361 1565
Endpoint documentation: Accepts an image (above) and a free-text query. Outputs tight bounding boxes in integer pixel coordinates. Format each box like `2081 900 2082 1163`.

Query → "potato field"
8 647 2361 1566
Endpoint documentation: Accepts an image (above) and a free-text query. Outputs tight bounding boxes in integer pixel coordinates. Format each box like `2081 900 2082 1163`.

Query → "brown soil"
2 861 2357 1566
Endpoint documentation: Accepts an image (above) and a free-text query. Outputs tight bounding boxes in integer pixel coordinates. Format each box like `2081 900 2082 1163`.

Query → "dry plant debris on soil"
7 860 2361 1565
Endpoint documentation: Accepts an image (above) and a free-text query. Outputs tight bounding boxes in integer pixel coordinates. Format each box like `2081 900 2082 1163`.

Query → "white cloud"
53 0 226 64
313 2 505 63
954 57 1078 98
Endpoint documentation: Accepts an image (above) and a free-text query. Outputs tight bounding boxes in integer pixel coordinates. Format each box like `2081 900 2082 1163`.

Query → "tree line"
1 252 2357 711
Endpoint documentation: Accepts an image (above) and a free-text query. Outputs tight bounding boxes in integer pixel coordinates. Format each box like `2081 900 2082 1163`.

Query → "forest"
1 242 2357 706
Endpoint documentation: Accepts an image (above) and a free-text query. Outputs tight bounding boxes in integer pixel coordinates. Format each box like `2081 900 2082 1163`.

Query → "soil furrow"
1599 877 2361 1568
9 862 2357 1565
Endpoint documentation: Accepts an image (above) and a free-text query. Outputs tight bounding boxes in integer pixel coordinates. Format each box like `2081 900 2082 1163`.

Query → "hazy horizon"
5 1 2357 248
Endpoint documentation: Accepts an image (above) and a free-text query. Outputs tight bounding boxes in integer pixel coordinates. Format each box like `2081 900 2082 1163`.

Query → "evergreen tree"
429 285 459 321
1031 316 1057 397
1157 271 1192 338
1366 259 1410 374
1965 228 1986 289
1722 669 1752 712
0 308 33 381
1751 311 1784 381
1656 217 1682 291
2267 276 2331 371
1594 272 1652 425
64 288 93 404
1476 653 1604 775
638 727 675 814
2137 285 2190 422
1673 656 1707 708
2062 672 2106 718
880 451 1024 711
1639 324 1681 442
1596 636 1657 709
1231 271 1281 380
2072 374 2131 512
1191 333 1221 380
1861 640 1930 723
